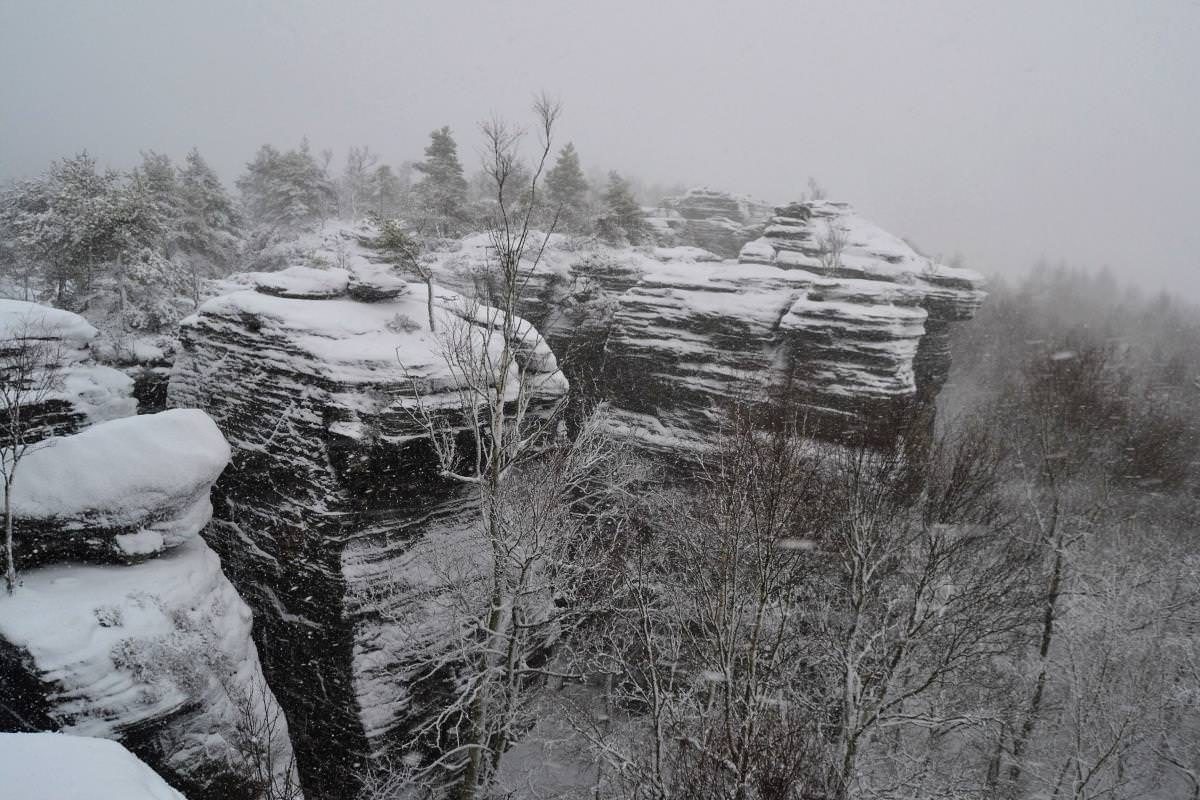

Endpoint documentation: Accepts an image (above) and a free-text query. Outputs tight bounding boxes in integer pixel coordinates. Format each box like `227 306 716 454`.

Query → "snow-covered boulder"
348 262 409 301
0 299 136 441
0 732 186 800
649 187 773 257
168 278 567 799
253 265 351 299
0 410 298 800
11 409 230 566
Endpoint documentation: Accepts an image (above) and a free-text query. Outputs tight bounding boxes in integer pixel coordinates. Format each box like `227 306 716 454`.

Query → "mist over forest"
1 4 1198 800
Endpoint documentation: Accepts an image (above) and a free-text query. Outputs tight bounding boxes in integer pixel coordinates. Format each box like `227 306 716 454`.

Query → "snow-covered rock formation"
0 732 187 800
0 299 136 440
160 195 982 795
604 199 985 451
0 408 298 800
167 268 568 799
649 188 773 257
411 199 983 454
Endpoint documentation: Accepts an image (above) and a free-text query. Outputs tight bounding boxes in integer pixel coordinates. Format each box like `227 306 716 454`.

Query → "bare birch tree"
574 408 1030 800
382 94 631 800
1 318 63 594
370 217 439 332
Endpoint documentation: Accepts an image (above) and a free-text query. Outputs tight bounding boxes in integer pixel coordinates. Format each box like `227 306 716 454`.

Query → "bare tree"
813 428 1032 800
806 177 828 201
816 220 847 274
572 410 833 800
370 217 439 332
343 145 381 220
572 406 1031 800
0 317 63 594
383 94 638 800
225 676 304 800
369 408 634 799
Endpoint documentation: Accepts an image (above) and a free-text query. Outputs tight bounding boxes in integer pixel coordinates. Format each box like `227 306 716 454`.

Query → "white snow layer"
0 536 293 786
0 299 99 343
0 732 186 800
12 408 231 530
1 299 139 427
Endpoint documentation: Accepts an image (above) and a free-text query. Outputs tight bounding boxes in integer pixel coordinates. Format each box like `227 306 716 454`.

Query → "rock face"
0 732 187 800
649 188 773 257
414 201 983 455
167 270 567 799
0 406 298 800
10 411 231 566
0 299 136 439
603 199 985 451
158 196 982 796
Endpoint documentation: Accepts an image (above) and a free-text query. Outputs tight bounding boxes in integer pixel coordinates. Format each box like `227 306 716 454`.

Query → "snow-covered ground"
0 732 186 800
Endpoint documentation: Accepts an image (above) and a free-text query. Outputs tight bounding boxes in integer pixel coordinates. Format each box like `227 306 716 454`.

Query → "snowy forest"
1 5 1198 799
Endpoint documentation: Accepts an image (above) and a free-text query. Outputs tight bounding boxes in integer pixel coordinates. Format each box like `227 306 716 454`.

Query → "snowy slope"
0 732 186 800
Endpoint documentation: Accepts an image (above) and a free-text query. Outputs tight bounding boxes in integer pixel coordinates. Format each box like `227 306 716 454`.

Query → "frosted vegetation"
1 100 1199 800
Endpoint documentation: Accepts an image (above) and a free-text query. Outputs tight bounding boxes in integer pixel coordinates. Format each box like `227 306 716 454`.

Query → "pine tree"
109 169 174 328
13 152 123 303
413 126 469 234
544 142 589 233
368 164 406 219
237 141 336 231
178 148 242 302
340 145 379 219
598 171 649 245
132 151 184 255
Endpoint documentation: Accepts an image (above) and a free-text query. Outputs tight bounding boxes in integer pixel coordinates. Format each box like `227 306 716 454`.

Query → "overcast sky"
2 0 1197 295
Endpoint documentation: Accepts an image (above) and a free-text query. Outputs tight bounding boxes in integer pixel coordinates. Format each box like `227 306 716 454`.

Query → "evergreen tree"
412 126 469 234
178 148 242 302
544 142 589 233
132 151 184 255
340 145 378 219
1 153 123 303
368 164 406 219
598 170 649 245
237 141 336 230
108 169 180 329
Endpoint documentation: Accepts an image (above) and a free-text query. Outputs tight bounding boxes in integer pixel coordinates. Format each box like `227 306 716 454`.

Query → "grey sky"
2 0 1197 296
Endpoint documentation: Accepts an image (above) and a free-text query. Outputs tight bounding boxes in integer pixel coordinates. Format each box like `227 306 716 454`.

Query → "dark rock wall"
168 276 567 800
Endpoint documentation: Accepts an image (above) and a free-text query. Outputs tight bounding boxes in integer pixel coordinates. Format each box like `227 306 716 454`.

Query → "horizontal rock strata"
0 407 297 800
167 269 567 799
0 299 136 442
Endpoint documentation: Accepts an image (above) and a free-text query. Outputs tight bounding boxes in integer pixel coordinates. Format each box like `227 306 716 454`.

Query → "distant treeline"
0 129 669 331
946 263 1200 492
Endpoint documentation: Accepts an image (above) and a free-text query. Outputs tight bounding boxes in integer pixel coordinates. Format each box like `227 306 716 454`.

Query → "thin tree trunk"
4 479 15 594
426 276 436 332
1008 537 1065 791
116 254 127 326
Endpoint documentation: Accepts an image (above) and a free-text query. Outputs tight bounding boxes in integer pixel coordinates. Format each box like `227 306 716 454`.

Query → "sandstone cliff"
162 193 983 795
1 301 297 800
167 266 567 798
0 299 136 440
